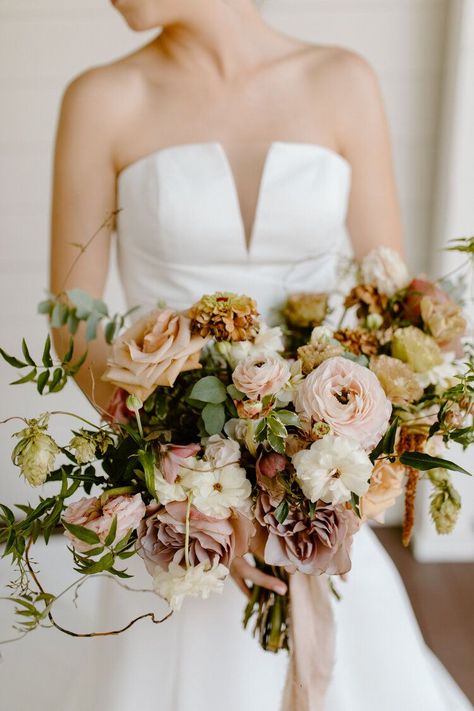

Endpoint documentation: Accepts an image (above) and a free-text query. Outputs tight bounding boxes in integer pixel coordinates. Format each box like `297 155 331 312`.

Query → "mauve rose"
295 356 392 451
102 309 208 401
63 494 146 553
255 492 359 575
159 443 201 484
137 501 252 575
233 354 291 400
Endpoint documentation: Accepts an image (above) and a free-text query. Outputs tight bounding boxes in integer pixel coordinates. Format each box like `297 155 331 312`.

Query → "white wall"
1 0 471 558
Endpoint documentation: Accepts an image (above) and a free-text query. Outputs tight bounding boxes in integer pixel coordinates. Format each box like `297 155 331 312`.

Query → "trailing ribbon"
281 572 335 711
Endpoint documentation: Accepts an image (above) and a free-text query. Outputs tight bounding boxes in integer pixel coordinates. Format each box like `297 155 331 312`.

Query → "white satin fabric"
0 142 470 711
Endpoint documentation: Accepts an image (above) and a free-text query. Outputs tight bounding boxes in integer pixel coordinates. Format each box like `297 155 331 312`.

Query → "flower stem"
184 495 193 570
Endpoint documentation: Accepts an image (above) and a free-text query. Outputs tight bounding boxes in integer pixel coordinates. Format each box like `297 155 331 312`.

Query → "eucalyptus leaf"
202 402 226 435
227 384 245 400
63 337 74 364
190 376 227 404
51 301 69 328
37 299 54 315
67 310 80 334
85 312 100 342
67 288 95 317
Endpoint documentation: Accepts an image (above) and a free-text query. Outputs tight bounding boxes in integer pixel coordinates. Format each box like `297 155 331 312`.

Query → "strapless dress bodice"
116 141 352 320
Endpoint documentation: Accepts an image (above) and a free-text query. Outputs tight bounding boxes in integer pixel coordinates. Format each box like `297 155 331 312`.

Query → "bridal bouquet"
0 241 472 651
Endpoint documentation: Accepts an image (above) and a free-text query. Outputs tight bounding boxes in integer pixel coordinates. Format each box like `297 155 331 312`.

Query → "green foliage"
399 451 471 476
202 402 226 435
38 290 138 344
0 335 87 393
190 375 227 404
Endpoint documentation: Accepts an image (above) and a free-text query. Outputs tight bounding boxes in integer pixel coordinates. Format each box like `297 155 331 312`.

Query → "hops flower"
429 469 462 535
12 415 60 487
188 292 259 342
291 435 372 505
69 429 112 464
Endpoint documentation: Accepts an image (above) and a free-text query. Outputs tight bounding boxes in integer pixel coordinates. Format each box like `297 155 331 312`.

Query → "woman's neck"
156 1 278 79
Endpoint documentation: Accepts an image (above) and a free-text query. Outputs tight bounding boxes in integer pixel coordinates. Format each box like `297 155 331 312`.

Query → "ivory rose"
63 494 146 553
102 309 208 401
294 356 392 451
360 460 405 523
232 353 291 400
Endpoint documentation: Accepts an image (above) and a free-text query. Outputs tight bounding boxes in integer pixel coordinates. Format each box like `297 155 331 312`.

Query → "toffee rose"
294 356 392 451
137 501 252 575
102 309 208 401
63 494 146 553
232 353 291 400
256 492 359 575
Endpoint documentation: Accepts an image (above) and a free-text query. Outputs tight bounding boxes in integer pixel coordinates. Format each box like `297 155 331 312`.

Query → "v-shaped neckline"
214 142 276 256
117 140 351 259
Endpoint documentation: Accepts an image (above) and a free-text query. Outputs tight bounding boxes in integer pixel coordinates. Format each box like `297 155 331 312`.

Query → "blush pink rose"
137 501 252 575
102 309 208 401
63 493 146 553
294 356 392 451
360 460 405 523
232 354 290 400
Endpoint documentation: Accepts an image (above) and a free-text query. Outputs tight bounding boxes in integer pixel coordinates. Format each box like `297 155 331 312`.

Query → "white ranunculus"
292 435 372 505
153 560 229 611
361 246 410 296
183 460 252 518
154 467 188 505
204 434 241 468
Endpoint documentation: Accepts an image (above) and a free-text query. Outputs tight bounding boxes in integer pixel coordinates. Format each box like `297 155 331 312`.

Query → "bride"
40 0 471 709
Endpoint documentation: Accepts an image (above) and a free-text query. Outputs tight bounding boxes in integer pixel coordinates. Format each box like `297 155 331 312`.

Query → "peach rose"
102 309 208 401
63 493 146 553
232 354 291 400
360 460 405 523
294 356 392 451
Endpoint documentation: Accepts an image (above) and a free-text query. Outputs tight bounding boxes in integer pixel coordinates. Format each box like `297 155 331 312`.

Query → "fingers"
231 557 287 596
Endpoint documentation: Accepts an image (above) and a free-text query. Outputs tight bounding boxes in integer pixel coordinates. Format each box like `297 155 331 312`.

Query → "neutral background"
0 0 473 560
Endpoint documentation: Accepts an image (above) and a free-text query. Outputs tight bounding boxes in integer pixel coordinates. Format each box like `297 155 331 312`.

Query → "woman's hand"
230 557 288 598
230 521 287 598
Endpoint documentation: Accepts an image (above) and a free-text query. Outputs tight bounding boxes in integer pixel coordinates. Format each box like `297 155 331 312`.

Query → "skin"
50 0 403 597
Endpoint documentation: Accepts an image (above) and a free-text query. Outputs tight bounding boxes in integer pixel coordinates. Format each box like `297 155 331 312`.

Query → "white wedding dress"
0 141 471 711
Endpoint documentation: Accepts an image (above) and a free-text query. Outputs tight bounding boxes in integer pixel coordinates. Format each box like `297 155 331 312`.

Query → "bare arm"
50 68 119 410
335 52 404 259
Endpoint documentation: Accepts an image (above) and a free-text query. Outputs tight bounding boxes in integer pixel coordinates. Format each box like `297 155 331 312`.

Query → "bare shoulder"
61 47 151 116
305 45 381 99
